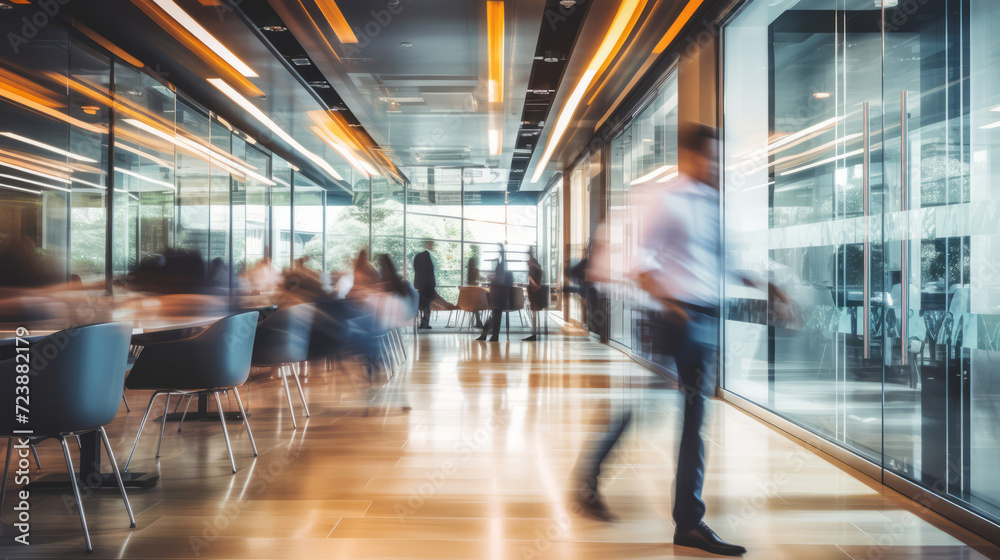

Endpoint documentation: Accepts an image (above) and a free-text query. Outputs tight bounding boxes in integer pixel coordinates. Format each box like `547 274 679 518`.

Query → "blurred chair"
250 303 316 429
528 285 551 336
1 322 136 552
124 312 259 474
502 287 527 336
455 286 490 332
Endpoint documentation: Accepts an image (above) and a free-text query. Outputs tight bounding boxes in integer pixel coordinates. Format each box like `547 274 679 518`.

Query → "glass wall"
0 16 110 289
538 185 562 307
293 174 324 272
722 0 1000 526
0 3 550 334
603 71 679 363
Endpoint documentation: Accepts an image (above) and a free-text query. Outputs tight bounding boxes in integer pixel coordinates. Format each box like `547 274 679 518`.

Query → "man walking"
413 240 438 329
573 122 749 556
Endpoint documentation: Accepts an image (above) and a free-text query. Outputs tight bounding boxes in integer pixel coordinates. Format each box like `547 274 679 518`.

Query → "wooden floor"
3 329 999 559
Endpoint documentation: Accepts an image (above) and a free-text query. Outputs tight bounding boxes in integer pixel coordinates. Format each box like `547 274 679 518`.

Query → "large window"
722 0 1000 526
603 71 678 360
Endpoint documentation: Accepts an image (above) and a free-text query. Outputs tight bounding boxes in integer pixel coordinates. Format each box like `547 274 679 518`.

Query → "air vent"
290 57 311 66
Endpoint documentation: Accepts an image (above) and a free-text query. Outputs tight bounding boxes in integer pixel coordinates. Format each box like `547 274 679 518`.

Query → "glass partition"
325 173 368 274
371 175 404 274
722 0 1000 527
602 70 678 357
271 156 292 271
293 173 324 272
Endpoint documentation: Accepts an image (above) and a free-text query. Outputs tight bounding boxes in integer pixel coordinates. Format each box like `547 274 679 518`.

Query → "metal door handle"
863 101 871 359
900 92 909 366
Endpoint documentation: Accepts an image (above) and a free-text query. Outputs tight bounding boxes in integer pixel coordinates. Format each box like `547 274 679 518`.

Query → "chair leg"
122 393 131 413
1 437 11 514
393 329 409 362
125 391 162 472
155 393 171 458
99 427 136 528
30 443 41 470
177 395 193 432
60 436 92 552
230 388 257 456
291 363 310 418
280 366 298 429
213 392 238 474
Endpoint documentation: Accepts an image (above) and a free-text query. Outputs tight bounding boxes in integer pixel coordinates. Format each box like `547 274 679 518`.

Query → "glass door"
723 0 887 463
882 0 1000 522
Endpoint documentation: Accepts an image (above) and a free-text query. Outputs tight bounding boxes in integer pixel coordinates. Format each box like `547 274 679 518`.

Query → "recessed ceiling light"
262 26 287 32
813 92 831 99
400 42 413 48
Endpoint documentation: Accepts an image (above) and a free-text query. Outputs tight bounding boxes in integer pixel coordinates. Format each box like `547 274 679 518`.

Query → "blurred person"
476 245 511 342
207 257 228 289
524 247 544 342
348 249 380 299
573 123 778 557
243 256 280 296
466 256 485 328
467 256 480 285
413 241 439 329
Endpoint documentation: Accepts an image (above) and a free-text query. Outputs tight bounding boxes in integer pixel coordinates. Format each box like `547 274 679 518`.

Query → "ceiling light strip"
315 0 358 44
594 0 708 132
0 161 71 183
0 172 71 192
652 0 707 54
1 132 97 162
115 166 176 190
0 183 41 195
208 79 344 182
487 1 505 104
149 0 257 77
531 0 645 183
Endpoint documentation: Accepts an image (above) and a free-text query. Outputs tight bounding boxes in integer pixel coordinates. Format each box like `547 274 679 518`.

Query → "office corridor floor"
5 331 999 559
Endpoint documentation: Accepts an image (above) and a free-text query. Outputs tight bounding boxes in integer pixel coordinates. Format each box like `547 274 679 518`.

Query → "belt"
675 300 719 319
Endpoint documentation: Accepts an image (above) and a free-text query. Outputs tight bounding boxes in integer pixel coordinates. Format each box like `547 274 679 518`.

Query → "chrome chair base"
125 389 258 474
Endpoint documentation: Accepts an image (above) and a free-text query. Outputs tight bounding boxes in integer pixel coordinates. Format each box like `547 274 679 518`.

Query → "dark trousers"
670 310 714 532
417 289 435 326
575 310 714 532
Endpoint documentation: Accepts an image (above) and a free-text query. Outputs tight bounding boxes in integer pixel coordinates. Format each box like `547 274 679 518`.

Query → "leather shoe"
571 478 617 522
523 335 537 342
488 335 499 342
475 334 488 341
673 522 746 556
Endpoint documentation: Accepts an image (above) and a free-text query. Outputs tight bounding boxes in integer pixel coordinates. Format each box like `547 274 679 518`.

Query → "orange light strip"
73 22 145 68
586 4 651 106
487 1 504 103
130 0 264 98
652 0 707 53
315 0 358 44
308 110 382 178
0 71 105 134
531 0 645 183
594 0 708 132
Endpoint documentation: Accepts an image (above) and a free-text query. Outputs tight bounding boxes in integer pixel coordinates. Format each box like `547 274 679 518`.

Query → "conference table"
3 313 230 490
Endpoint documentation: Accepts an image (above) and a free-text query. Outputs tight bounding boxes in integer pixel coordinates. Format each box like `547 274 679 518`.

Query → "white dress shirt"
634 174 721 307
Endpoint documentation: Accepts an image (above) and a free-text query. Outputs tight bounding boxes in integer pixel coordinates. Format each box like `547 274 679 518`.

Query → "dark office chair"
0 322 136 552
124 312 259 474
251 303 316 428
